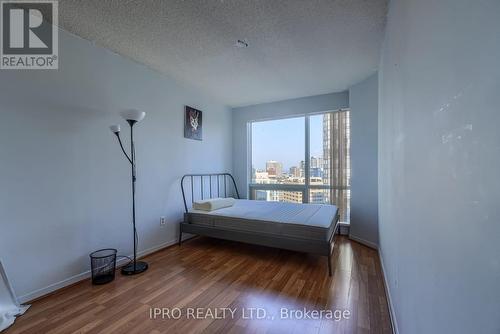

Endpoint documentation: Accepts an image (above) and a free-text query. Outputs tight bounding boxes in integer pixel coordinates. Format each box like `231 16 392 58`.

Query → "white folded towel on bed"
193 197 236 211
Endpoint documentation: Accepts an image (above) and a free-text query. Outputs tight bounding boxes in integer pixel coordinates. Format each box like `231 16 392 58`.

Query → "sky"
251 115 324 171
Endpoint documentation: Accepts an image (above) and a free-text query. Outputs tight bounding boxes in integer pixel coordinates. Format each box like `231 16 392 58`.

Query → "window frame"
247 109 349 209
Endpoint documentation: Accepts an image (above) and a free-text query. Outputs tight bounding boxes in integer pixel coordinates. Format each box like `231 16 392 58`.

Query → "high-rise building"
323 114 331 186
289 166 300 177
310 167 323 178
282 191 302 203
299 160 305 177
254 171 271 184
266 160 283 176
310 156 323 169
323 111 351 222
309 177 326 204
255 189 282 201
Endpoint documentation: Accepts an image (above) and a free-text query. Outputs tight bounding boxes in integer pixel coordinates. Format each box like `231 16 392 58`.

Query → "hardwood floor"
6 236 392 334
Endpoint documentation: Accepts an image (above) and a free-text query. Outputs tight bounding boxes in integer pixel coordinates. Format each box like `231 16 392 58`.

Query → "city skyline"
250 111 351 224
251 115 324 171
252 156 324 173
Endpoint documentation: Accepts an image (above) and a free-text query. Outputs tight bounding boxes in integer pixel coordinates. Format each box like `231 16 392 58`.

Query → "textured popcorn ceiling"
55 0 387 106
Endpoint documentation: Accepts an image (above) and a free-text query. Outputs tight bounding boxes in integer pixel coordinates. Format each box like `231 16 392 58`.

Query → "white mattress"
190 199 337 228
187 199 338 241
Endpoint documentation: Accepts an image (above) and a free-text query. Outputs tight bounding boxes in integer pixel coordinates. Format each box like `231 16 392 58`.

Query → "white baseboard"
348 234 378 250
17 238 179 304
378 249 399 334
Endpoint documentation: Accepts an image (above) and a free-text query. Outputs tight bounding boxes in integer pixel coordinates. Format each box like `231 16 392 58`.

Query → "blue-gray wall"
379 0 500 333
349 73 379 248
0 28 232 302
232 92 349 198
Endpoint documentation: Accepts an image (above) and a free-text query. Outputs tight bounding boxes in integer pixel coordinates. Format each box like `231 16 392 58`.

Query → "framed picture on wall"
184 106 203 141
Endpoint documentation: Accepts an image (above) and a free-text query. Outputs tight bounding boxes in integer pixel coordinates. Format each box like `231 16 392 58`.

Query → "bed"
179 173 339 276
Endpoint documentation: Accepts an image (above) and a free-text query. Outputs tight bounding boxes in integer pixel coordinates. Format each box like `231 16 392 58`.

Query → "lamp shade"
120 109 146 122
109 124 121 133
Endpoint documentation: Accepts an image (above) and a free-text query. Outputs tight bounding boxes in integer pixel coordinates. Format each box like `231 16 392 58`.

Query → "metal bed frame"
179 173 339 276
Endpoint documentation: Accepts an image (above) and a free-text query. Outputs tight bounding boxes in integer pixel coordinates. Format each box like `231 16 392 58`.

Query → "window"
249 111 351 223
251 117 305 184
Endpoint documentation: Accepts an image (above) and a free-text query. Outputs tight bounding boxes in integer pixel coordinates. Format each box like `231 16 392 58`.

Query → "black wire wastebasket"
89 248 117 285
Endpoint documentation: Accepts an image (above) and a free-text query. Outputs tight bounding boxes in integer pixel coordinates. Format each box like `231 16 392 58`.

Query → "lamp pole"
110 109 148 275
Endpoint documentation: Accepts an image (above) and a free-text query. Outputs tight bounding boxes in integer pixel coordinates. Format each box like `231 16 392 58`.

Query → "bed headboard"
181 173 240 213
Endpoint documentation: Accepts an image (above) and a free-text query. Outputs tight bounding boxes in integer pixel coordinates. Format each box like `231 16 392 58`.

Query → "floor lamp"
109 109 148 275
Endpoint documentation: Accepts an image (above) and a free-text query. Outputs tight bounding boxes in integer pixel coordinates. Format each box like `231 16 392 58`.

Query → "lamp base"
121 261 148 275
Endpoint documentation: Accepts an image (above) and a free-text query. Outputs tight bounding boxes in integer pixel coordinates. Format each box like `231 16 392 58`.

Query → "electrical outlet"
160 216 166 226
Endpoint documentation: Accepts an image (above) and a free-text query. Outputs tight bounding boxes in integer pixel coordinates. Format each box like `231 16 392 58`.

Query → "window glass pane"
334 189 350 223
309 188 329 204
309 188 350 222
251 117 305 185
253 190 303 203
310 112 351 187
249 112 350 224
309 114 329 186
